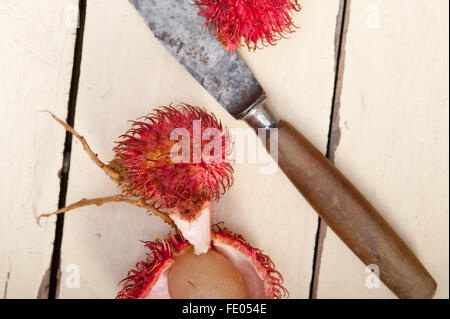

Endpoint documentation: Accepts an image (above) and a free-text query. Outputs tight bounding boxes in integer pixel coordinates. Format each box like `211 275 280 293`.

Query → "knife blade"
129 0 436 299
129 0 262 118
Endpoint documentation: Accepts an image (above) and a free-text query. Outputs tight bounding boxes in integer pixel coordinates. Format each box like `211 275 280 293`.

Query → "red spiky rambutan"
111 105 233 253
111 105 232 215
39 105 233 254
116 224 288 299
195 0 301 51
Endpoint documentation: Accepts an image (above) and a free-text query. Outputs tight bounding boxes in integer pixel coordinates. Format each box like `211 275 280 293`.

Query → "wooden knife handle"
242 99 437 298
276 120 436 299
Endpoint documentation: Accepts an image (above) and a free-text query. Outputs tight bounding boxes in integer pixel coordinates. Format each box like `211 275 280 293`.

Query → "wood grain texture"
57 0 340 298
316 0 449 298
0 0 78 298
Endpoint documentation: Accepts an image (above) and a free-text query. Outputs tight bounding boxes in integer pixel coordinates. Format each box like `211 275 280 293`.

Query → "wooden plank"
57 0 340 298
0 0 78 298
317 0 449 298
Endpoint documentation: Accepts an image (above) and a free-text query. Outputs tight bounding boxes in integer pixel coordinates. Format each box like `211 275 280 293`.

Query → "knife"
128 0 436 298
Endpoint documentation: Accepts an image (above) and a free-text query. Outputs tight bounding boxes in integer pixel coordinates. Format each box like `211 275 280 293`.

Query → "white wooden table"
0 0 448 299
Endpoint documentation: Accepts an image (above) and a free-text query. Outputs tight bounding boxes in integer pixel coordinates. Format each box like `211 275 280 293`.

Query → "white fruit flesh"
168 247 248 299
169 204 211 254
141 234 268 299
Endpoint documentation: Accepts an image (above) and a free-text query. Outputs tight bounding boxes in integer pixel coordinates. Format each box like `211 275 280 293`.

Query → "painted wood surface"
1 0 448 299
0 0 78 298
57 0 340 298
316 0 449 298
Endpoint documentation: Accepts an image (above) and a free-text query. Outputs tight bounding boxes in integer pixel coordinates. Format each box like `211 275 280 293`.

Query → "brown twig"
40 111 174 226
42 110 122 184
37 195 174 226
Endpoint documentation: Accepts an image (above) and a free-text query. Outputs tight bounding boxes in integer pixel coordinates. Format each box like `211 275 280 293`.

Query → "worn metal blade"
129 0 263 118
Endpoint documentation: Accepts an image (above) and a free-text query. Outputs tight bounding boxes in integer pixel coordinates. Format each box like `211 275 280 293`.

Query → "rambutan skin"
116 225 288 299
116 233 187 299
212 224 288 299
111 105 233 218
195 0 301 51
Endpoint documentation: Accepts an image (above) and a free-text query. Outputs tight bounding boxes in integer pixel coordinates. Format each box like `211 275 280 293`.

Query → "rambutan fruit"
195 0 301 52
39 105 233 254
116 224 288 299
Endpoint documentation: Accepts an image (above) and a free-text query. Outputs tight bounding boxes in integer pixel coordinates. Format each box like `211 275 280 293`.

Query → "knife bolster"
242 96 280 130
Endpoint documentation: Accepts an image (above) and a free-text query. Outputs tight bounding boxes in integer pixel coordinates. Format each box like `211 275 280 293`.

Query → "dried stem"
42 110 122 184
40 111 174 227
37 195 174 226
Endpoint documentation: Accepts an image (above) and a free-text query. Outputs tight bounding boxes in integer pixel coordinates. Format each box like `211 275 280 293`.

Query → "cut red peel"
116 224 288 299
212 224 287 298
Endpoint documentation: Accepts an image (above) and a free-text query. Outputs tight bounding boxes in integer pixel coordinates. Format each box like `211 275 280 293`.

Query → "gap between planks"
309 0 351 299
45 0 346 299
48 0 87 299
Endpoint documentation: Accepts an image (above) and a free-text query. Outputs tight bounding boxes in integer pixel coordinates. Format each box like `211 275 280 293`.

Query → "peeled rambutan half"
39 105 233 254
116 224 288 299
195 0 301 51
